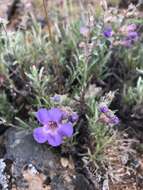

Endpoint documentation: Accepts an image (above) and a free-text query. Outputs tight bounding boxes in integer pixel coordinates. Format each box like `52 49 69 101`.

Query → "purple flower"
120 39 132 47
69 112 79 123
121 24 138 47
121 31 138 47
33 108 73 147
110 115 120 125
99 105 109 113
50 95 60 102
103 27 113 38
127 24 137 32
127 31 138 41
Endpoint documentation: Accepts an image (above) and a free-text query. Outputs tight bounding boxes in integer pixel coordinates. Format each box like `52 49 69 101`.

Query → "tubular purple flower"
50 95 60 102
33 108 73 147
99 105 109 113
120 39 132 47
69 112 79 123
110 115 120 125
121 31 138 47
127 31 138 41
103 27 113 38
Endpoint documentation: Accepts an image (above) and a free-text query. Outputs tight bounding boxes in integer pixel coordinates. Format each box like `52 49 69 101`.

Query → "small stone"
60 158 69 168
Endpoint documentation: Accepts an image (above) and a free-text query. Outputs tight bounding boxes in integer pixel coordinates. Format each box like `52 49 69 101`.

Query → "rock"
4 128 75 190
74 174 94 190
0 159 9 190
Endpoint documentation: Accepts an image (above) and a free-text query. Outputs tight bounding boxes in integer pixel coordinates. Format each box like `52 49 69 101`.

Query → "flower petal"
47 132 62 147
103 27 112 38
36 108 50 125
127 31 138 40
58 122 73 137
127 24 137 32
33 127 48 143
47 108 63 122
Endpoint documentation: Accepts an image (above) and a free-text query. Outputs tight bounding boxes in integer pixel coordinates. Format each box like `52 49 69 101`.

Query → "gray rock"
4 128 75 190
0 159 8 190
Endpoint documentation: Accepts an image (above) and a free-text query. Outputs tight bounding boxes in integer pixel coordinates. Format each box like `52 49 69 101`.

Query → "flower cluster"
99 104 119 125
120 24 138 47
33 108 78 147
103 24 139 48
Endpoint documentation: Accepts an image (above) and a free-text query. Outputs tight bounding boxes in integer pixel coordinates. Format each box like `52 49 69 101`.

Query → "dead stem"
42 0 63 93
42 0 53 42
